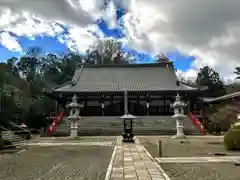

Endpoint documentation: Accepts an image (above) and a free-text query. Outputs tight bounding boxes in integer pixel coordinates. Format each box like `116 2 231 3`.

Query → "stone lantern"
119 113 138 142
118 91 138 142
170 94 187 139
66 94 83 138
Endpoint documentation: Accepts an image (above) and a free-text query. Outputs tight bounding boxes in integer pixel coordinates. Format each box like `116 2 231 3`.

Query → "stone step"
2 131 24 145
52 116 201 136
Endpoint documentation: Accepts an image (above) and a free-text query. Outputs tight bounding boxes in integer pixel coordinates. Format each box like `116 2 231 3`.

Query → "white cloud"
0 32 22 52
176 69 197 82
1 0 240 82
119 0 240 81
0 8 100 53
0 0 93 26
2 10 65 38
58 25 98 52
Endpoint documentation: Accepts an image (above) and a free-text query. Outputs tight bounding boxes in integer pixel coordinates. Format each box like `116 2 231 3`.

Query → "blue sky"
0 4 194 72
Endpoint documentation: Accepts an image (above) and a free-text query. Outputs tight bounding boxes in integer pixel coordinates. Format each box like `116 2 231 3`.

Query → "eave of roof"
203 91 240 103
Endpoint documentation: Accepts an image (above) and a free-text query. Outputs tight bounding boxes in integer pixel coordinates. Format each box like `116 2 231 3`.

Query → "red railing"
189 112 206 135
47 112 64 134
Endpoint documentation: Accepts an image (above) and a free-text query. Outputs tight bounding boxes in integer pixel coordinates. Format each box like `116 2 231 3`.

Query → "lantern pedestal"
68 115 80 138
119 114 138 143
171 114 186 139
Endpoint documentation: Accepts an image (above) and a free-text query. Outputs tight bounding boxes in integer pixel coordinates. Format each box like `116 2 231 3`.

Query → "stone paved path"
107 137 170 180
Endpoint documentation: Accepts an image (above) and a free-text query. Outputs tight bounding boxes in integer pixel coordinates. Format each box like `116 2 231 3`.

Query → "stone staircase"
51 117 70 136
52 116 201 136
2 130 25 148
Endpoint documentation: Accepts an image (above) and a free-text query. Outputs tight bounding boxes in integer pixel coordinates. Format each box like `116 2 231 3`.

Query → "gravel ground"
161 163 240 180
138 136 240 157
138 136 240 180
0 145 113 180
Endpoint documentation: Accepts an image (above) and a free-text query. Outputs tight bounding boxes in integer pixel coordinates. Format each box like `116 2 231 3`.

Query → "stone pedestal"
69 116 79 138
171 115 186 139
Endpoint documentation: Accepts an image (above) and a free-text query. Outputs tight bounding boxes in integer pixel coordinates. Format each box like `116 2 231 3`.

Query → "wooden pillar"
101 94 105 116
58 94 62 112
187 94 192 114
201 95 204 118
110 94 113 104
124 91 129 114
137 94 140 115
146 92 149 116
55 95 59 112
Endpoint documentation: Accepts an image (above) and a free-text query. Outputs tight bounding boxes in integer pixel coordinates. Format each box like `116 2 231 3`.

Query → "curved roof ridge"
75 62 173 69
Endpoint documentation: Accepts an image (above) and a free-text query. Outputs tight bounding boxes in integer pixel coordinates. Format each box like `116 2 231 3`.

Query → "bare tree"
85 39 135 64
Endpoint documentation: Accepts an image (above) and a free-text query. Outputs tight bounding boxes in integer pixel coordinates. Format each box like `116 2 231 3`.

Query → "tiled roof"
53 63 201 93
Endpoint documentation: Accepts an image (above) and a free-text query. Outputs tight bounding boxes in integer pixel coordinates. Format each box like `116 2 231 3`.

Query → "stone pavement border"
156 156 240 163
23 141 114 147
105 136 121 180
105 136 171 180
136 135 223 139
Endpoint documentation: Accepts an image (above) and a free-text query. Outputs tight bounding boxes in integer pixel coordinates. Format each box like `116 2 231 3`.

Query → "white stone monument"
170 94 187 139
66 94 83 139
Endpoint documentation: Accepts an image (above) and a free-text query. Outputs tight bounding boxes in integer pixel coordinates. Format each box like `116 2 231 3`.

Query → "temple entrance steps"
51 117 70 136
51 116 201 136
2 130 25 148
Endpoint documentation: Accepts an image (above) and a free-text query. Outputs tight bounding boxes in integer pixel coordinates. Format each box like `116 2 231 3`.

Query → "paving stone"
111 178 124 180
125 178 137 180
138 176 151 180
151 177 165 180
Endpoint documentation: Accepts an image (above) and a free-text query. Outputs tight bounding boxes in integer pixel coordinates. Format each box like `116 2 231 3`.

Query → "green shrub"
223 122 240 150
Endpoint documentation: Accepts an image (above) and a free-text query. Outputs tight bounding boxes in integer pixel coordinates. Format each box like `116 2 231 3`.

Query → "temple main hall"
45 61 206 135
